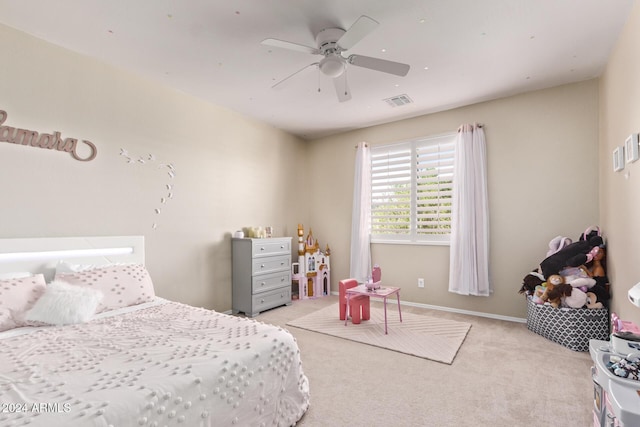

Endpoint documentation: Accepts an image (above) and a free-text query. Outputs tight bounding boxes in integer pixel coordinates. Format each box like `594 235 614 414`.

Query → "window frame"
369 132 456 246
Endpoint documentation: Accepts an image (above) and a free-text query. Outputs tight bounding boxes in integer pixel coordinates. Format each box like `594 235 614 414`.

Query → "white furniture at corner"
589 339 640 426
232 237 292 317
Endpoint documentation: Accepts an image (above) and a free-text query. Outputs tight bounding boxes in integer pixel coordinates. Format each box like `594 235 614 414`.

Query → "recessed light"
424 66 429 70
381 48 387 53
419 18 426 24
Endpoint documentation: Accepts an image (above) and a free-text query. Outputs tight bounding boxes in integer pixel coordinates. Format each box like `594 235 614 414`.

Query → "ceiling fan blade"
261 38 320 55
272 62 319 89
348 54 410 76
337 15 379 51
333 73 351 102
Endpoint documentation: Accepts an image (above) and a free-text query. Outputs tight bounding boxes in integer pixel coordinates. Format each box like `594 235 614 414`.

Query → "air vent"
383 94 413 107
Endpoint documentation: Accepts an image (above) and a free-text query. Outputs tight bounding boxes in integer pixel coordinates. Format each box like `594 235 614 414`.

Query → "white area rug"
287 303 471 364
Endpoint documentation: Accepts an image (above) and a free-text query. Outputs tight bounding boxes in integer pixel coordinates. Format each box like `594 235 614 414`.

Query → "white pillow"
55 264 155 313
25 280 103 326
0 272 32 279
0 274 47 331
55 260 130 274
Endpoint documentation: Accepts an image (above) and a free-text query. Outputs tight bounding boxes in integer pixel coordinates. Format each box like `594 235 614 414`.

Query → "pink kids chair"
339 278 370 324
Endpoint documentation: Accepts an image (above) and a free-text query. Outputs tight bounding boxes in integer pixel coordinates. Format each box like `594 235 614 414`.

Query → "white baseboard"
330 291 527 324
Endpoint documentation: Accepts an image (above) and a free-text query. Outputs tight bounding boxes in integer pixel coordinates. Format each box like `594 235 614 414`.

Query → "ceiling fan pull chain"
344 70 349 96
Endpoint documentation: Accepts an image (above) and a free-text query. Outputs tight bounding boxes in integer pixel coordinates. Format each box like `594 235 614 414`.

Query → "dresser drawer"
252 239 291 257
252 254 290 275
252 271 291 294
252 286 291 313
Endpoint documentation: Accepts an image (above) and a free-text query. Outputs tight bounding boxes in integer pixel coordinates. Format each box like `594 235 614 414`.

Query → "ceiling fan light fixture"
319 55 345 78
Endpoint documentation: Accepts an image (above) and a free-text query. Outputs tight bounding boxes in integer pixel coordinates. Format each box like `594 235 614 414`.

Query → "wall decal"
119 148 176 230
0 109 97 161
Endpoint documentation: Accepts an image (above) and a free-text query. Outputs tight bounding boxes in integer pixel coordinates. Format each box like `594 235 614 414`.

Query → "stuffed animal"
560 272 596 292
589 247 606 277
547 274 565 287
539 276 563 307
519 271 545 295
544 280 570 308
586 292 604 309
562 287 588 308
546 235 572 257
532 285 547 304
547 272 596 293
589 282 610 305
539 235 603 279
543 278 588 308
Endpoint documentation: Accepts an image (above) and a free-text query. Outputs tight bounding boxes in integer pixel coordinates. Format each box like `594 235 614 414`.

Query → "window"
370 133 456 244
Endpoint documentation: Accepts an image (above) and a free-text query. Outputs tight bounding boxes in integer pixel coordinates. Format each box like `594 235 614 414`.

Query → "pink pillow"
55 264 155 313
0 274 47 332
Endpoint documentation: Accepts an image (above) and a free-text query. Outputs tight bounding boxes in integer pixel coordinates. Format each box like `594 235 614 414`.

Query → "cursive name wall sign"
0 110 97 161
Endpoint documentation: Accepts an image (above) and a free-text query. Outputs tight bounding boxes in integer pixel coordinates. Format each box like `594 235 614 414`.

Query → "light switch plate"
625 133 639 163
613 146 624 172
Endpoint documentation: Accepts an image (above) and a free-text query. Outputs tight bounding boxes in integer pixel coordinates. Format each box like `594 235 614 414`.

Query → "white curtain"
350 142 372 282
448 123 490 296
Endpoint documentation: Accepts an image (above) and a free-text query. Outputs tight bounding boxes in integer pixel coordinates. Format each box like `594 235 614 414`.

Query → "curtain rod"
457 123 484 132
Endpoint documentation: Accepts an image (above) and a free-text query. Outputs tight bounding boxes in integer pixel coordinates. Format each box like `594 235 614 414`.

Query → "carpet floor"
256 296 594 426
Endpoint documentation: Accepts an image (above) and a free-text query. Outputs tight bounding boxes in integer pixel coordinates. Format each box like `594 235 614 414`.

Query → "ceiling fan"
261 15 410 102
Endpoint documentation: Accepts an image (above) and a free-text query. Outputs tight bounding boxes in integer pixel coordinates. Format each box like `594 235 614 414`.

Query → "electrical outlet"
418 278 425 288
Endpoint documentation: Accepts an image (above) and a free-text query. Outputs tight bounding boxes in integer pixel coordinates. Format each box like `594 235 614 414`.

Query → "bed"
0 236 310 427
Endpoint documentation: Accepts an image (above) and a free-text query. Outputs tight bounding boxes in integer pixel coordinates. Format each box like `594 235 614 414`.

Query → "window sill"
370 239 450 247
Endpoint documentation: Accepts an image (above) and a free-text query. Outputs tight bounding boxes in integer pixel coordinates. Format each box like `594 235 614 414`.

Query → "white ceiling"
0 0 634 140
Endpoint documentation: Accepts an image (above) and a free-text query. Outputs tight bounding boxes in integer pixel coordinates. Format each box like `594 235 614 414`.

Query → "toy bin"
526 296 609 352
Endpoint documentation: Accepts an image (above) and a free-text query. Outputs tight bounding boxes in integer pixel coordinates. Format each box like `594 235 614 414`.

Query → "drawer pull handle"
280 262 284 265
261 264 265 268
261 282 265 286
260 299 265 303
280 245 284 249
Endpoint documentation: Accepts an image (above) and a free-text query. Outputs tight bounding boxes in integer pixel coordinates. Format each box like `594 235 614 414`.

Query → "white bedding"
0 299 310 427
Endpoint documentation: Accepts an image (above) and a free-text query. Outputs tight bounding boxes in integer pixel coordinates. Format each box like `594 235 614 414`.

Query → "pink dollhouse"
292 224 331 299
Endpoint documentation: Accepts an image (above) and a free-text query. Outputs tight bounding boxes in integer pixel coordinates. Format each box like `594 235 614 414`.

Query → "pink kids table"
344 285 402 334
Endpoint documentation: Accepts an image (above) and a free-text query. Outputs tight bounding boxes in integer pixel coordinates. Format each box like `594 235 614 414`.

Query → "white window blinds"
371 133 455 243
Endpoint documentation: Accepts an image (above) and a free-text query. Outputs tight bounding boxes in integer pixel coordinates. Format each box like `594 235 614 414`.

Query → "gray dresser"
232 237 292 317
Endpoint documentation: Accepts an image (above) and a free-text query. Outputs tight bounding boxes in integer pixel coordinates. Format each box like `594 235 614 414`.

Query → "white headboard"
0 236 144 282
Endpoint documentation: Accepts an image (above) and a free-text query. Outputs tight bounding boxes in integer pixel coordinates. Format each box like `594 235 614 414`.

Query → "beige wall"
7 13 636 322
599 1 640 325
307 80 600 319
0 24 309 312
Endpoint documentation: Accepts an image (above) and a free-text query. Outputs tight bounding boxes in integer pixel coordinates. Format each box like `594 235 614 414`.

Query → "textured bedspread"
0 300 309 426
